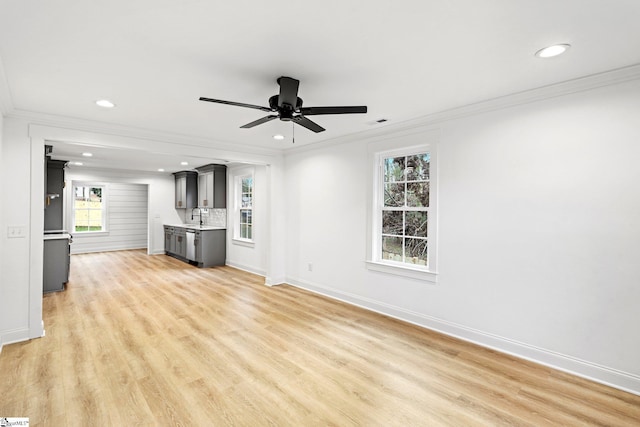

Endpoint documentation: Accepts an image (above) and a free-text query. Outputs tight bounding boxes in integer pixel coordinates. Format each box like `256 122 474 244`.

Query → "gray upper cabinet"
197 171 214 208
196 164 226 209
173 171 197 209
45 158 68 231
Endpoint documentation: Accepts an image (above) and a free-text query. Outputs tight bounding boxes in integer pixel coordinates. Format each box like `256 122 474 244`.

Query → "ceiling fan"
199 76 367 133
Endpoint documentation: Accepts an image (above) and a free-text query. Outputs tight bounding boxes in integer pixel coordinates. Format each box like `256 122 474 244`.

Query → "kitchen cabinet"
164 226 176 254
45 159 68 231
174 227 187 259
43 233 71 293
173 171 197 209
195 164 227 208
197 171 214 208
164 224 225 267
194 229 226 267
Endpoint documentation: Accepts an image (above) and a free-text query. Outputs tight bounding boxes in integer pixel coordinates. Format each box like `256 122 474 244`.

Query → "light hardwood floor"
1 250 639 426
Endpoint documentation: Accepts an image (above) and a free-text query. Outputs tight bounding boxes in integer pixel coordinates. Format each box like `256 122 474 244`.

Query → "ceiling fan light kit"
199 76 367 133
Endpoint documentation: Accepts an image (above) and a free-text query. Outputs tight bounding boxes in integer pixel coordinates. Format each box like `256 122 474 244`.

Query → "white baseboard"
225 261 266 277
71 245 147 255
0 327 32 349
286 276 640 397
265 273 286 287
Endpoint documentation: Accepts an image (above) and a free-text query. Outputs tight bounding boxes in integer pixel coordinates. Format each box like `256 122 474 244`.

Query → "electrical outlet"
307 262 313 272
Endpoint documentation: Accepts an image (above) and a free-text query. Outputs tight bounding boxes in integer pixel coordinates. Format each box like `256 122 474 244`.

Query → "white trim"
0 54 14 114
70 244 147 255
365 261 438 283
28 131 45 340
70 181 109 234
225 261 266 277
15 110 281 158
233 171 255 242
368 140 438 280
285 276 640 396
0 327 33 347
265 274 286 287
232 238 255 248
285 63 640 155
27 123 279 167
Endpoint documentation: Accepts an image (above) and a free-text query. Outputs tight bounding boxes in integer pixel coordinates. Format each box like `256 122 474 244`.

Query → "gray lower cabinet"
43 235 70 293
164 226 176 254
174 228 187 259
194 229 226 267
164 225 225 267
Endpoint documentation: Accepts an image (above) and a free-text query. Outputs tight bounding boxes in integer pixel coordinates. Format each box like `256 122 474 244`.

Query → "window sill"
366 261 438 283
73 231 109 237
232 238 255 248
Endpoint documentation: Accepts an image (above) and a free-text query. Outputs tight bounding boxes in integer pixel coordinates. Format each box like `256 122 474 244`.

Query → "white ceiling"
2 1 640 170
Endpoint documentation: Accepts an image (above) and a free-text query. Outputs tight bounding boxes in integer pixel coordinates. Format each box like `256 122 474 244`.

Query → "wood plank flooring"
1 249 639 426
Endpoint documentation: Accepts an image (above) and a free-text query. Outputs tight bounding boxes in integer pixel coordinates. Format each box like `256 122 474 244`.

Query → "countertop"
164 224 226 231
44 233 72 240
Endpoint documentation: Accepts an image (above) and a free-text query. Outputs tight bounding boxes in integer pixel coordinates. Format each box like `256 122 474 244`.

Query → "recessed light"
73 162 83 166
158 168 165 172
180 161 189 166
96 99 115 108
535 44 571 58
273 134 285 140
82 152 93 157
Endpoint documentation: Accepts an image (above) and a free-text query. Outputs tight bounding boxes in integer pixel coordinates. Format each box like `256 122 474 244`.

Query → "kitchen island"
164 224 225 268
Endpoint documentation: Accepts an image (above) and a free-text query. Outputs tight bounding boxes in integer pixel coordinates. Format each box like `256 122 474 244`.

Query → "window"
381 153 430 266
236 175 253 241
73 184 106 232
369 144 437 281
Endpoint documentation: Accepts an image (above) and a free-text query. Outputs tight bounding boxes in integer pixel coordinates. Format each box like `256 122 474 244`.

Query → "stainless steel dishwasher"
185 229 196 261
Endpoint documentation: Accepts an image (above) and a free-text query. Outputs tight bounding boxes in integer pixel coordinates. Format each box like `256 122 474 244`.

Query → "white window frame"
71 181 108 235
233 172 254 245
367 141 438 283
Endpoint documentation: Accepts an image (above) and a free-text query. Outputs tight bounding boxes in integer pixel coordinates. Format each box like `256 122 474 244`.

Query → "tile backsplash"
186 208 227 227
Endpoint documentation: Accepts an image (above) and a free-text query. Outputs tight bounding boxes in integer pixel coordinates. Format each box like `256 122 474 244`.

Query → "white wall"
65 168 181 255
284 77 640 394
0 117 40 346
226 165 268 275
0 111 4 350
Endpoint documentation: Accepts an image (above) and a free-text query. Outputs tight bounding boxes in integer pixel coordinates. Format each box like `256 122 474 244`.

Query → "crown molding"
7 109 283 158
0 54 14 115
285 63 640 156
6 62 640 158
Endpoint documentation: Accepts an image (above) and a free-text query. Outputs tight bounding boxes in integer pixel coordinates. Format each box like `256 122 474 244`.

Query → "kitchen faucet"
191 207 204 226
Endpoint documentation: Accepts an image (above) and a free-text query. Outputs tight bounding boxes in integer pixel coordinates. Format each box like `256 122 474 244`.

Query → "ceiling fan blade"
199 97 272 112
277 77 299 108
293 116 325 133
240 115 279 129
299 106 368 115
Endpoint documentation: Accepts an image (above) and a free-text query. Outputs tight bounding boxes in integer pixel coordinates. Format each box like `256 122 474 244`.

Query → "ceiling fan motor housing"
269 95 303 120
